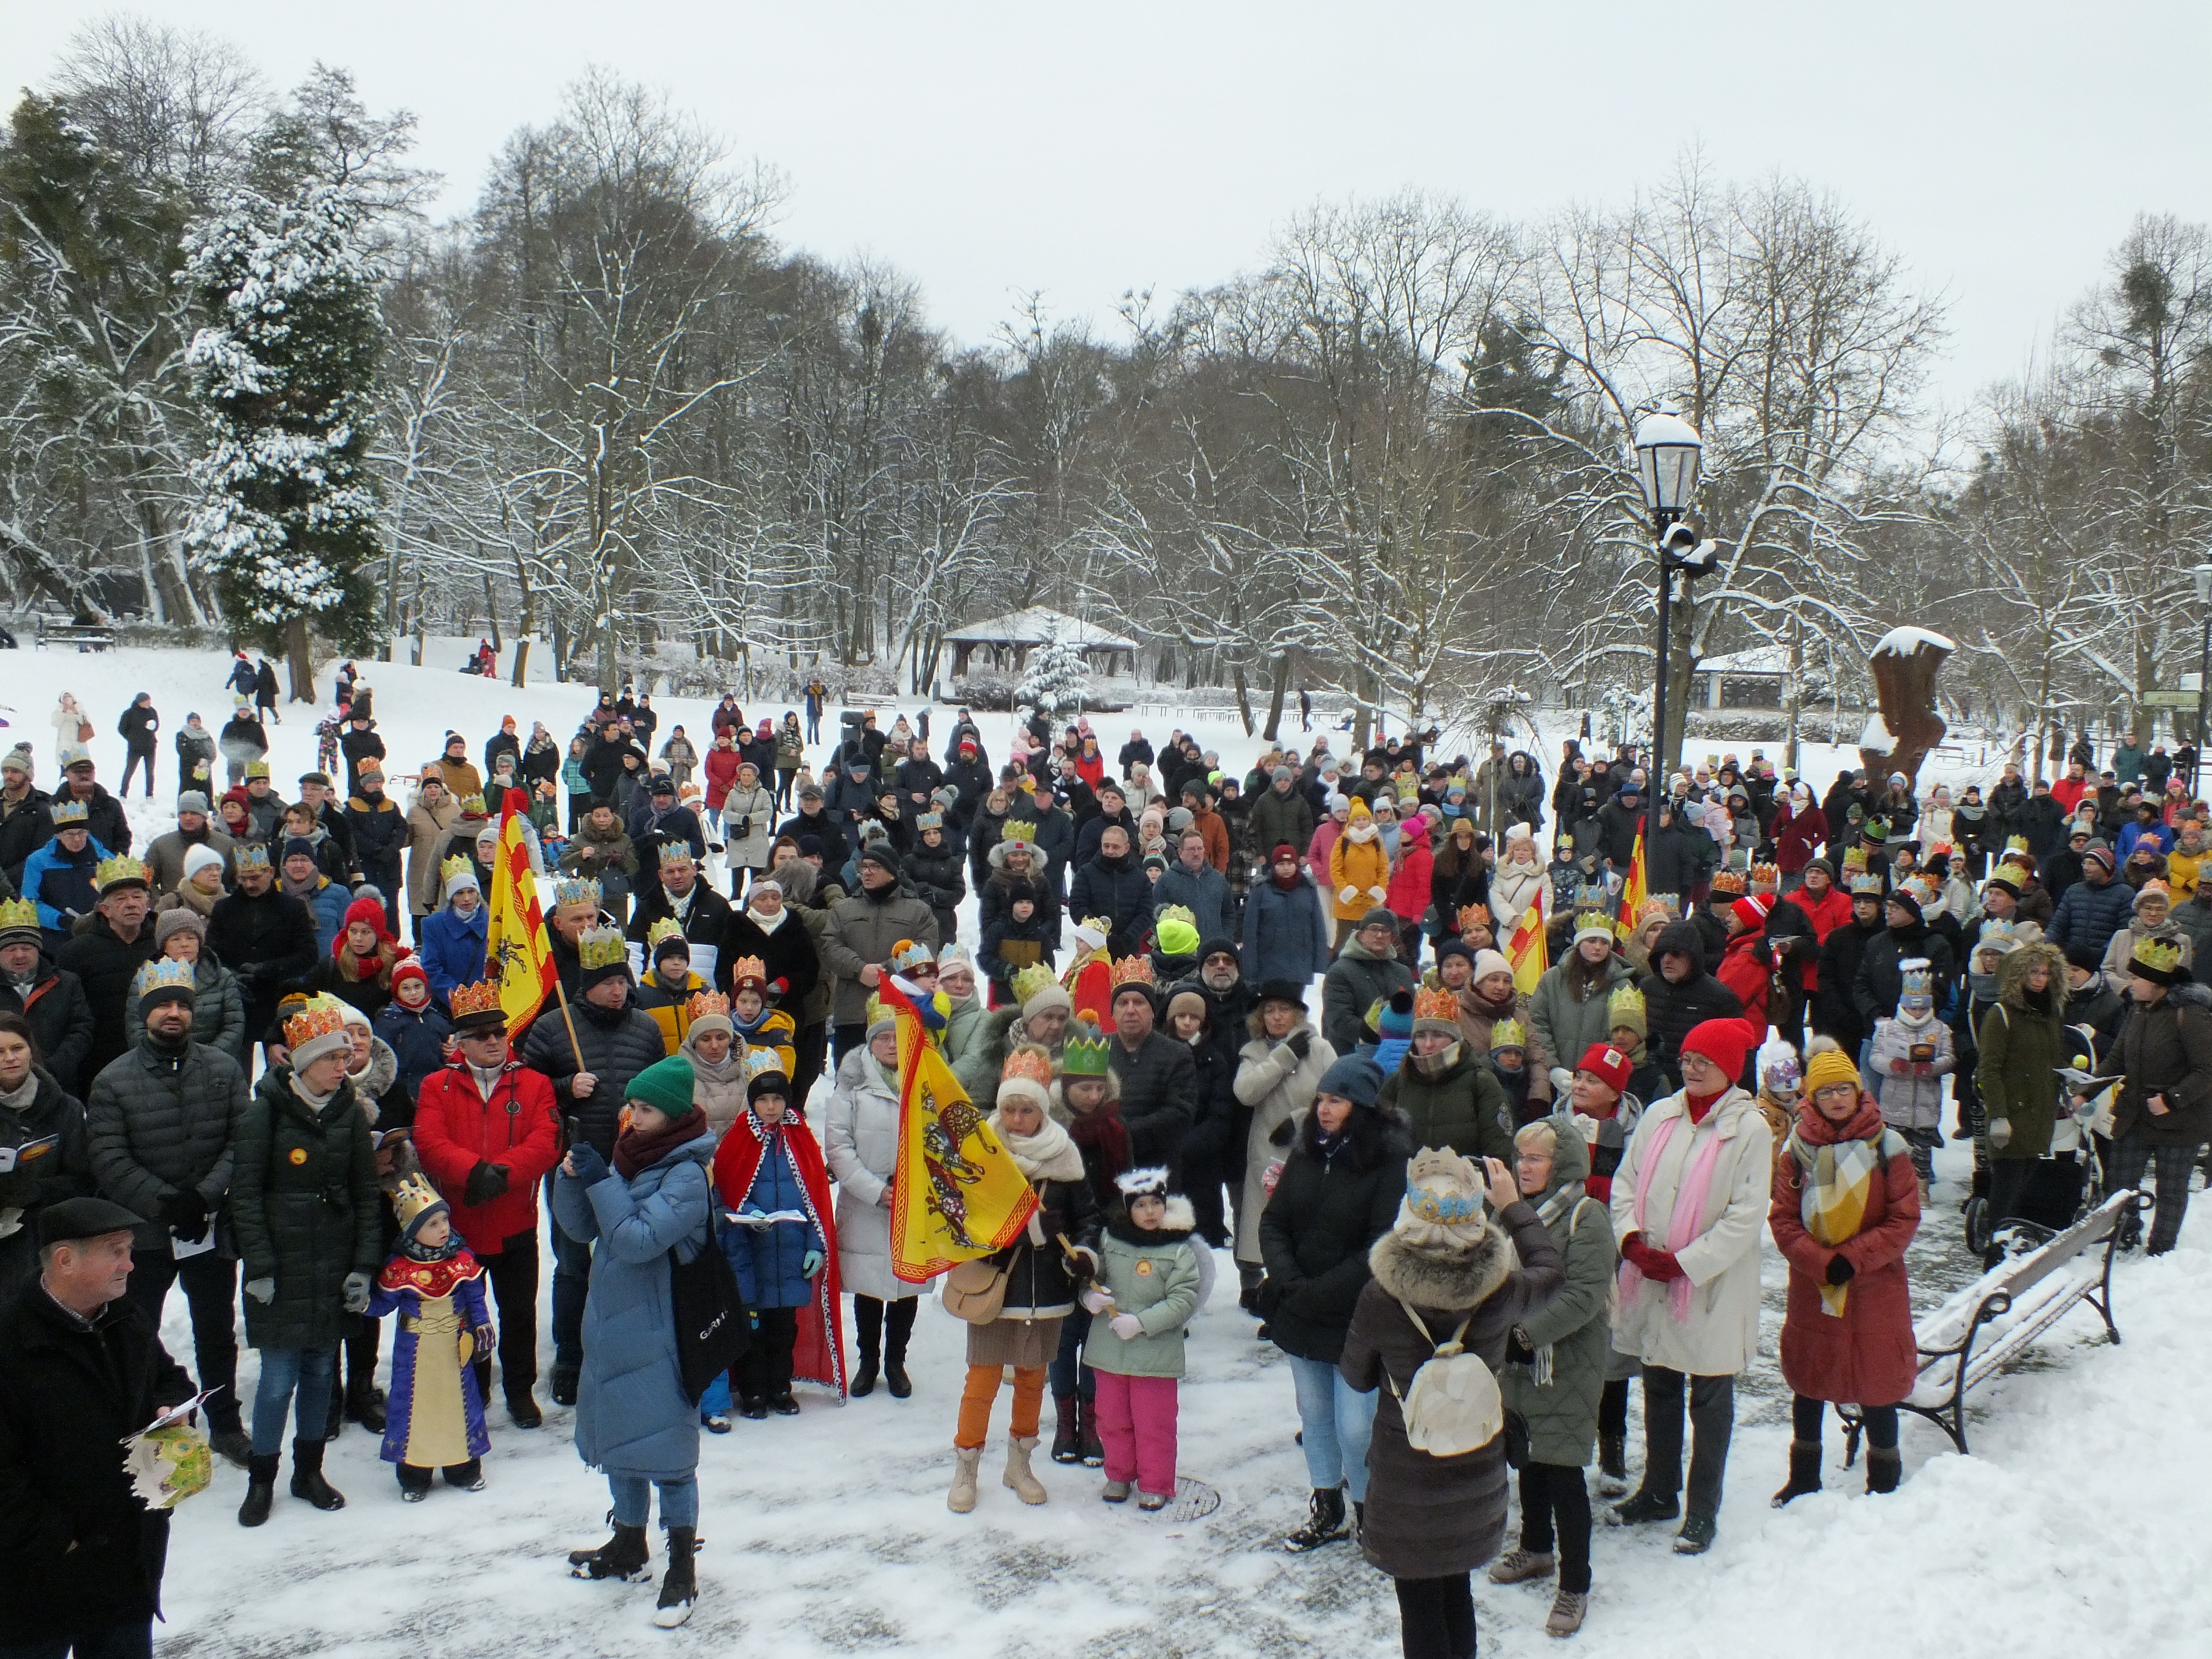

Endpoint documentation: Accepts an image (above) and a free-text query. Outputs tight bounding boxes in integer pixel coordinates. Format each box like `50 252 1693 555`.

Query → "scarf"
1785 1099 1899 1317
613 1105 707 1181
1067 1105 1130 1202
282 871 322 900
1620 1102 1731 1323
0 1072 38 1112
747 903 788 935
168 883 220 919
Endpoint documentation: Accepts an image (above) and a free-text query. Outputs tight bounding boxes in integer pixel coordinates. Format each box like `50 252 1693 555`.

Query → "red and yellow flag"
1505 882 1549 995
1614 823 1648 943
484 799 557 1040
881 975 1040 1283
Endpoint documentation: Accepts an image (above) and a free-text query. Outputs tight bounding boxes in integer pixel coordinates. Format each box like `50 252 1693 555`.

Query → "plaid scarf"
1784 1099 1904 1317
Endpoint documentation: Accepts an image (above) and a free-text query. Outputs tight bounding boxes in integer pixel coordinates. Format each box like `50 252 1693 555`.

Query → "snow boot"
1865 1446 1903 1495
570 1519 652 1581
1282 1486 1348 1551
1003 1435 1048 1504
1673 1513 1718 1554
652 1527 697 1628
237 1452 280 1527
1610 1487 1679 1527
851 1348 879 1398
947 1447 983 1514
1546 1589 1589 1637
209 1424 255 1467
1050 1397 1082 1465
1077 1396 1104 1467
289 1439 346 1511
1771 1440 1823 1508
507 1391 544 1430
884 1357 913 1399
1597 1431 1628 1497
1488 1548 1557 1585
345 1371 387 1434
1102 1479 1132 1503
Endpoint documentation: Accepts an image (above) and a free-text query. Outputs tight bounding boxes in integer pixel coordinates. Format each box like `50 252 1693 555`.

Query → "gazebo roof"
1696 645 1791 675
943 607 1136 651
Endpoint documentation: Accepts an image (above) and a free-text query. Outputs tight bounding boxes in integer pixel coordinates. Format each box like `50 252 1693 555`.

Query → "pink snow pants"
1094 1371 1178 1498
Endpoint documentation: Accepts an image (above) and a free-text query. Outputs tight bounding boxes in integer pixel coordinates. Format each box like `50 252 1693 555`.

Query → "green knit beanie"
625 1055 697 1118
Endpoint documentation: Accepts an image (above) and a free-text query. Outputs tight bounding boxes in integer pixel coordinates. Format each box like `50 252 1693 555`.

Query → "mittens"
1109 1312 1143 1340
566 1142 610 1186
244 1276 276 1304
801 1249 824 1277
341 1272 372 1313
1338 885 1358 904
1986 1116 2012 1150
1825 1253 1856 1286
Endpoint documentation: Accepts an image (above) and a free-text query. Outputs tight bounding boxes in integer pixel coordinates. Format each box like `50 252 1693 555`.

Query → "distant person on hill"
116 693 159 799
254 658 281 722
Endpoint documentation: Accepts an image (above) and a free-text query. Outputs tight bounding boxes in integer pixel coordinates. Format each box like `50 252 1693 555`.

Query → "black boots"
883 1308 914 1398
884 1356 913 1399
653 1527 698 1627
1051 1396 1081 1464
1866 1447 1902 1495
1077 1396 1103 1467
569 1520 652 1582
1283 1486 1348 1551
852 1348 880 1397
1611 1487 1680 1526
290 1439 346 1510
1773 1440 1823 1507
344 1372 386 1434
237 1452 279 1527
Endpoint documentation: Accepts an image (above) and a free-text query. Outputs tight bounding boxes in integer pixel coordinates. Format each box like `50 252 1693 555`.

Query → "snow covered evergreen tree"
182 173 385 701
1018 626 1091 722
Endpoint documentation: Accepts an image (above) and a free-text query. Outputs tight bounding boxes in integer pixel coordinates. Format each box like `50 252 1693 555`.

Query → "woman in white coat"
824 1012 918 1398
1490 823 1547 936
1231 980 1338 1309
1606 1016 1772 1557
720 761 779 897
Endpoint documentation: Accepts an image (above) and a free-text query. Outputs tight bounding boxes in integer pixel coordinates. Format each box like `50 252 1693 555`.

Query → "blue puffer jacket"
2049 871 2136 957
24 835 111 932
553 1132 713 1481
1242 874 1332 986
717 1127 826 1310
419 902 488 1000
373 999 454 1102
296 876 351 956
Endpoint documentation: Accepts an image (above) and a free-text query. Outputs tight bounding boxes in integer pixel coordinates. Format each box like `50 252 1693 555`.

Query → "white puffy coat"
1230 1019 1338 1266
823 1045 914 1301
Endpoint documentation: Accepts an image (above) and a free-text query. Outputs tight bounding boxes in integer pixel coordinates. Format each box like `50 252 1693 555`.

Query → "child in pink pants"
1082 1168 1202 1509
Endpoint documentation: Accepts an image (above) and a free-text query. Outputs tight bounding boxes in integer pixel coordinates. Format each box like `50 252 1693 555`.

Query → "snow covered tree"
1018 626 1090 721
182 172 386 700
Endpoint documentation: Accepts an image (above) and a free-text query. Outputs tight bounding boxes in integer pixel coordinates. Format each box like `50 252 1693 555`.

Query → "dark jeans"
469 1232 541 1402
1986 1154 2033 1247
793 1021 830 1114
548 1174 593 1368
739 1306 799 1402
1049 1303 1094 1403
776 769 797 810
120 747 155 797
124 1248 240 1431
1518 1461 1593 1593
1391 1572 1476 1659
2109 1132 2200 1255
831 1022 866 1065
0 1623 154 1659
1794 1394 1897 1449
851 1293 915 1361
1639 1364 1734 1519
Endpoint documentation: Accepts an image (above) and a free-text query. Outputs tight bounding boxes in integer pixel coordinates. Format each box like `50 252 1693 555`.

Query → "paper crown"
646 916 685 950
1061 1021 1112 1077
743 1046 790 1087
552 875 602 910
1110 955 1156 991
1412 985 1461 1026
234 841 270 871
1841 847 1868 870
1573 886 1611 914
1001 1044 1054 1090
0 897 38 938
1850 874 1887 895
1899 958 1934 1001
390 1173 446 1234
458 794 488 816
658 839 697 867
49 798 88 826
1709 868 1746 896
132 958 197 1001
1155 903 1197 932
1115 1166 1170 1200
891 938 936 973
1010 962 1060 1008
1404 1166 1484 1226
1749 862 1779 890
440 854 477 891
729 956 768 991
1490 1018 1527 1052
577 925 628 970
2132 936 2185 976
1897 877 1935 906
448 979 504 1024
283 993 348 1055
96 855 149 893
687 989 732 1021
243 759 271 780
1457 903 1492 933
998 823 1038 850
2004 835 2031 857
1607 981 1646 1025
1074 915 1113 945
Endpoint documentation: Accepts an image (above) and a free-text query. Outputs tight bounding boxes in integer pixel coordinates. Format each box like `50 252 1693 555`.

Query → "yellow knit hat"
1803 1041 1860 1097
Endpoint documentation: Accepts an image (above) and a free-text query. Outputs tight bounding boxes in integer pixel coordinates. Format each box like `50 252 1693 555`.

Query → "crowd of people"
0 669 2204 1656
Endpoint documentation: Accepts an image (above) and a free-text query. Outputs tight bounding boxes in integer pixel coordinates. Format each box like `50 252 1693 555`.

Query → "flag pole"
550 971 585 1071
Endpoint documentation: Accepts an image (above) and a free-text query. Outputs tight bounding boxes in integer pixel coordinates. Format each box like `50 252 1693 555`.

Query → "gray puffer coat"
84 1034 250 1256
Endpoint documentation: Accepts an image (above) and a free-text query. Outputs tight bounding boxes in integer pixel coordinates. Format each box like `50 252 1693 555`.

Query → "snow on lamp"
1633 407 1703 520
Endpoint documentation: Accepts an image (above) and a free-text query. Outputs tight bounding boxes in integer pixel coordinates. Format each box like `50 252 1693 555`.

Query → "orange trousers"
955 1363 1047 1450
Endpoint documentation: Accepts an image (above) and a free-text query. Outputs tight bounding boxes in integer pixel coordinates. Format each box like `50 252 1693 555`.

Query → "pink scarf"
1619 1102 1730 1323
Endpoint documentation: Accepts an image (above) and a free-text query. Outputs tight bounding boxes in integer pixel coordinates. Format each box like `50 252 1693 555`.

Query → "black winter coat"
343 792 407 890
1178 1032 1238 1167
0 1069 91 1303
230 1068 380 1350
0 1284 193 1644
1815 919 1883 1050
521 996 668 1158
1069 851 1154 957
1107 1032 1198 1169
1853 921 1956 1029
625 879 735 953
986 1171 1104 1315
0 961 94 1096
116 700 158 753
84 1033 250 1256
0 791 53 890
55 916 159 1084
1640 920 1744 1085
206 885 320 1040
718 907 820 1007
903 838 968 941
1257 1105 1412 1362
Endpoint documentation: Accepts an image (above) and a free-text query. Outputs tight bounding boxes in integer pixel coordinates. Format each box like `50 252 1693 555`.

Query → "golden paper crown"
0 897 37 934
1490 1018 1527 1051
1607 981 1646 1024
1412 986 1461 1026
658 839 697 867
1010 962 1060 1007
646 917 685 950
552 875 602 910
390 1173 445 1231
577 925 627 970
744 1046 789 1086
2134 937 2185 975
1001 1044 1054 1089
687 989 732 1020
1077 915 1113 940
1709 868 1746 896
96 855 149 892
2005 834 2031 856
729 956 768 990
1110 955 1156 989
1457 903 1492 933
1841 847 1868 870
1155 903 1197 932
283 994 348 1054
449 979 503 1022
1000 820 1037 846
439 853 475 887
1749 862 1779 889
132 958 197 1000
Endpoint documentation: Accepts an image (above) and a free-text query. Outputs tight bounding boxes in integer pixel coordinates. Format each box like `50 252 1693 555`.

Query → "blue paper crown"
1405 1180 1483 1225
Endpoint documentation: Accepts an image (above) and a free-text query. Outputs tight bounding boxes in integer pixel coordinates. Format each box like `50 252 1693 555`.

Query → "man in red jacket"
411 977 560 1428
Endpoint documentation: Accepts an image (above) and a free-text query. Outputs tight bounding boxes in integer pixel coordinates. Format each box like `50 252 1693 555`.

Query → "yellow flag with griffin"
484 799 558 1040
1506 882 1548 996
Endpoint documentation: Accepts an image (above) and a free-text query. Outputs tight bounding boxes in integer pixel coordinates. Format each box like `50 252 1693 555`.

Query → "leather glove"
566 1142 610 1186
1986 1116 2011 1150
342 1272 372 1314
244 1276 276 1304
1080 1287 1112 1314
1109 1312 1143 1340
1826 1253 1856 1286
1286 1030 1312 1060
801 1249 824 1277
162 1188 210 1242
463 1161 509 1206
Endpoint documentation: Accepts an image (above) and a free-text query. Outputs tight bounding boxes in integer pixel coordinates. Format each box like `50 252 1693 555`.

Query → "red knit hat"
1730 894 1772 932
1680 1017 1757 1081
390 958 428 997
1575 1041 1631 1095
342 897 393 944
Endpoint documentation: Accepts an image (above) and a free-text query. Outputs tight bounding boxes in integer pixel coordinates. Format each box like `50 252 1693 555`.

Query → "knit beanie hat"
1470 947 1513 984
625 1055 697 1118
1575 1042 1630 1095
152 908 206 949
1314 1053 1384 1111
181 842 228 884
1803 1039 1860 1097
1679 1017 1756 1082
390 958 429 1000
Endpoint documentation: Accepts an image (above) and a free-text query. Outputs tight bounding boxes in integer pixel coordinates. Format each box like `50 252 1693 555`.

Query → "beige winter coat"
1607 1085 1772 1377
1230 1016 1338 1265
406 793 460 916
678 1029 751 1138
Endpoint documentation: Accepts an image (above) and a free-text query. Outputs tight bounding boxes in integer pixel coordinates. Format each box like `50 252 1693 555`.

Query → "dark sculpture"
1860 627 1954 790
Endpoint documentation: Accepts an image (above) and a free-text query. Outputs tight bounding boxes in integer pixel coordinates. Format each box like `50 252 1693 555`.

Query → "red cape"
712 1115 847 1399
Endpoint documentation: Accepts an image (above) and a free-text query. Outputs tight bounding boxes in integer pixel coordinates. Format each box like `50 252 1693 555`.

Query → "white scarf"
747 904 789 936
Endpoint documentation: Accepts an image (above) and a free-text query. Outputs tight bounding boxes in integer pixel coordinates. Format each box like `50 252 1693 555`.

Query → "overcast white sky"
4 0 2207 418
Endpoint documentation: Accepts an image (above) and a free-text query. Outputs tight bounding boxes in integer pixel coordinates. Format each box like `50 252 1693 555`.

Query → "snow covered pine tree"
182 178 386 703
1018 625 1091 723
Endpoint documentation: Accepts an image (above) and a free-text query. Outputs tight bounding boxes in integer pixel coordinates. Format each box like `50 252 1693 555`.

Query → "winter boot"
1597 1431 1628 1497
884 1356 913 1399
1487 1548 1558 1585
1865 1447 1903 1495
947 1447 983 1514
1077 1395 1104 1467
551 1363 580 1407
345 1371 387 1434
237 1452 280 1527
1102 1479 1132 1503
1673 1513 1718 1554
209 1422 255 1467
1050 1396 1082 1464
1282 1486 1348 1551
397 1463 434 1503
1610 1487 1679 1527
653 1527 698 1628
569 1520 652 1581
1771 1440 1823 1508
507 1390 544 1430
1546 1589 1589 1637
851 1347 879 1398
1003 1435 1048 1504
444 1459 487 1491
1350 1499 1365 1543
289 1439 346 1511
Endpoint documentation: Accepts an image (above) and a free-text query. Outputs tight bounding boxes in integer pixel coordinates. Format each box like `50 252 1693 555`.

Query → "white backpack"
1385 1300 1504 1457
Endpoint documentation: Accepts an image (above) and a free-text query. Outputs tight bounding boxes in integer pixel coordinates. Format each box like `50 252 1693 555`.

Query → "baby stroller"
1961 1022 2110 1258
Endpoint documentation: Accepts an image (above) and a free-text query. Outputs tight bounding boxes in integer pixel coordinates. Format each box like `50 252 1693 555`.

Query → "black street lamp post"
1633 409 1705 777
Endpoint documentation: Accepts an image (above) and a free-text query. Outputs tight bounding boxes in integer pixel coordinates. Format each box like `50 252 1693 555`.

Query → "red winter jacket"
1386 836 1434 922
1716 929 1773 1032
413 1058 561 1254
703 745 742 811
1769 803 1828 872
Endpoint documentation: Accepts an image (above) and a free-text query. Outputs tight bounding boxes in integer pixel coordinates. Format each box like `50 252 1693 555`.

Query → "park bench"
36 616 115 652
1844 1187 2152 1462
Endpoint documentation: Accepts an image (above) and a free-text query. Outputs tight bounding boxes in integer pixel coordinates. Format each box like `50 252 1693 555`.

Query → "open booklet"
0 1134 59 1174
724 1208 809 1227
120 1388 221 1511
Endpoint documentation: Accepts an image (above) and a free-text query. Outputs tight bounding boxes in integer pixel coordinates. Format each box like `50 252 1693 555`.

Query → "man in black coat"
57 749 131 858
1639 919 1744 1091
338 713 386 800
342 766 408 930
0 1197 195 1657
1106 979 1196 1171
1813 879 1887 1055
1595 783 1646 879
0 748 52 891
116 694 159 799
1068 827 1153 958
0 916 95 1094
56 863 159 1085
206 849 320 1053
1852 881 1957 1032
625 843 735 952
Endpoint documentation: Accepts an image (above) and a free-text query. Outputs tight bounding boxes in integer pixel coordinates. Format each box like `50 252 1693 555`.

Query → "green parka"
229 1067 381 1350
1975 941 2068 1161
1528 952 1635 1082
1497 1122 1616 1467
1376 1045 1515 1164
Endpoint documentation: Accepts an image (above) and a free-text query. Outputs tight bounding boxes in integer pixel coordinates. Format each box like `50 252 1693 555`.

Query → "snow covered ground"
2 642 2196 1658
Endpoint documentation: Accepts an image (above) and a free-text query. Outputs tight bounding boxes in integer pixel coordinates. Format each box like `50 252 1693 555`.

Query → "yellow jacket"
1329 830 1391 922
